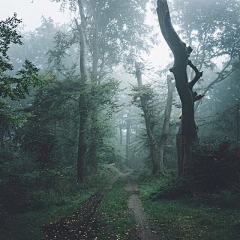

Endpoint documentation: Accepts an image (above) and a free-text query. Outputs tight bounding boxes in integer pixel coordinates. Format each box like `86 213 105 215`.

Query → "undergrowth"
138 165 240 239
0 166 117 240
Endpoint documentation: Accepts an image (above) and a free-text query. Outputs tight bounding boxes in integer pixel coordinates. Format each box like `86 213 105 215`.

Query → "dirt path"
125 173 161 240
44 172 127 240
44 169 160 240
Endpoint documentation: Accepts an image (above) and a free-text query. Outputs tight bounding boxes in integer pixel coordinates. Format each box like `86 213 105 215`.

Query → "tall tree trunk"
88 113 99 174
76 0 88 182
119 122 123 145
157 0 204 175
92 10 99 83
88 2 100 174
135 62 161 176
237 101 240 142
126 118 131 165
77 98 87 183
0 131 4 150
158 75 175 173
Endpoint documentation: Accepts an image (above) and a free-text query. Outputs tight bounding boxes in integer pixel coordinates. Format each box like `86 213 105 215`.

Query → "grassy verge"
90 178 138 240
139 175 240 240
0 169 116 240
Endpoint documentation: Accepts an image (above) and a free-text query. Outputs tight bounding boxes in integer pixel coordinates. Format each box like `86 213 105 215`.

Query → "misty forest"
0 0 240 239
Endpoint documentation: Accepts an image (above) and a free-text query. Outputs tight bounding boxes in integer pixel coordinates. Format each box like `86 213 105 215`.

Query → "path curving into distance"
125 172 161 240
44 168 161 240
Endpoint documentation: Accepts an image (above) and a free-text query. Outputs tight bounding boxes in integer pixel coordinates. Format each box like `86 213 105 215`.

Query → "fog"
0 0 70 31
0 0 239 239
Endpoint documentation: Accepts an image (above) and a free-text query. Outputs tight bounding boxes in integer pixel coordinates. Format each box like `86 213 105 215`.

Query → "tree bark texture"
77 98 87 183
76 0 88 182
92 6 99 83
237 101 240 142
135 62 161 176
157 0 203 175
158 75 175 173
126 118 131 165
88 0 100 173
0 131 4 150
119 122 123 145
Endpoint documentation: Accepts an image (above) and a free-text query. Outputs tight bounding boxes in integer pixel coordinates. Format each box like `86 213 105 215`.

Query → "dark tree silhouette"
157 0 204 175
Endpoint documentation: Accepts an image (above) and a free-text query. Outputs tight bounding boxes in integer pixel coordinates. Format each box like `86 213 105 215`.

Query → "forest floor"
44 168 160 240
44 170 128 239
2 167 239 239
139 175 240 240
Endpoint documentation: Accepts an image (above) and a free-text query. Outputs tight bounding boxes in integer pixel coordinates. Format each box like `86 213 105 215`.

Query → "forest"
0 0 240 239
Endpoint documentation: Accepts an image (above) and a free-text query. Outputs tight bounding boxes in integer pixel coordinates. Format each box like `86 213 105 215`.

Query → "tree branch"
194 94 204 102
188 60 203 89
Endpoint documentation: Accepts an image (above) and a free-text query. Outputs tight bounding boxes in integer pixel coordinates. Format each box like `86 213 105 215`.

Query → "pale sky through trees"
0 0 171 74
0 0 71 31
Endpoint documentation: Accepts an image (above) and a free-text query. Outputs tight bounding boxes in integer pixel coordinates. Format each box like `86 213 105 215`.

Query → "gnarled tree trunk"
157 0 204 175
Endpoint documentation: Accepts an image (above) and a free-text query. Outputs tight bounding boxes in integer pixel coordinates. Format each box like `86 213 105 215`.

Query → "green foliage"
0 14 45 155
48 29 77 74
0 167 116 240
139 173 191 200
52 0 153 72
0 161 116 214
139 137 240 200
1 60 39 100
98 137 124 165
0 13 22 59
172 0 240 66
131 84 156 104
139 175 240 240
17 124 56 167
193 137 240 190
0 14 40 101
14 75 121 169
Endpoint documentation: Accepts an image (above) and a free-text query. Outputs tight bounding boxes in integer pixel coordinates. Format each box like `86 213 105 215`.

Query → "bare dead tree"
157 0 204 175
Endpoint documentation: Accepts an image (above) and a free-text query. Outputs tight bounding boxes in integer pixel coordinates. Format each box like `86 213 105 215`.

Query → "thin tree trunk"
119 122 123 145
126 118 131 165
88 3 100 174
77 98 87 183
0 132 4 150
158 75 175 173
135 62 160 176
92 12 99 83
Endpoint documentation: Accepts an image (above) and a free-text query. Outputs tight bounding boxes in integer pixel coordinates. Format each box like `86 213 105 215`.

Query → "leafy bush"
199 190 240 208
141 137 240 201
27 191 51 211
193 137 240 191
140 175 194 200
